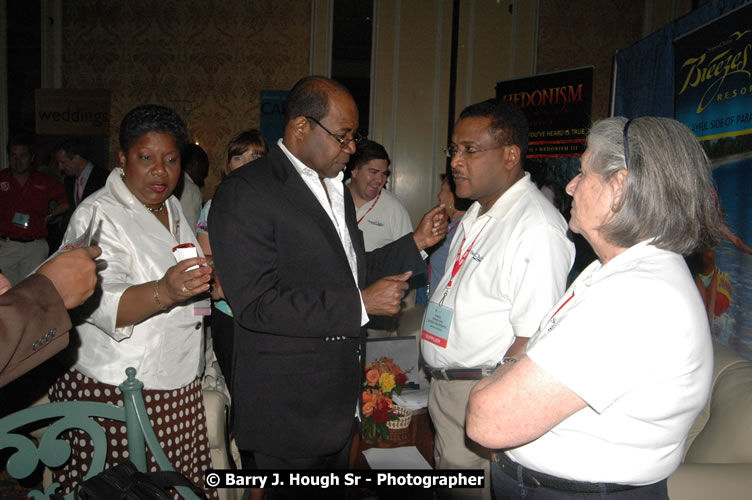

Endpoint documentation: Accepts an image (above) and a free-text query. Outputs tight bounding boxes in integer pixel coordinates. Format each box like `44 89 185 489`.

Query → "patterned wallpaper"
62 0 311 199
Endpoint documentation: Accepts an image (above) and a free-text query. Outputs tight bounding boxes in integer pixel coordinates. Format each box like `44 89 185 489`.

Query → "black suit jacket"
209 145 425 458
64 165 109 208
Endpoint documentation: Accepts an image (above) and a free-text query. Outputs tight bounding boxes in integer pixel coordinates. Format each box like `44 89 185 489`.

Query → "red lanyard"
427 218 462 287
446 217 492 289
356 189 382 225
548 291 575 323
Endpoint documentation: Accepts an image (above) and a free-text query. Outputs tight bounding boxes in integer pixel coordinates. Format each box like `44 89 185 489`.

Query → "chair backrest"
0 367 200 500
683 342 752 464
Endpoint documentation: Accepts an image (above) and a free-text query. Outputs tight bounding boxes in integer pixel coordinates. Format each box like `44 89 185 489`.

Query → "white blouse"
57 169 207 389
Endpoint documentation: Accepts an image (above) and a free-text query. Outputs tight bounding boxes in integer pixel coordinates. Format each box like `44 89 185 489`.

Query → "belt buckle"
523 471 541 488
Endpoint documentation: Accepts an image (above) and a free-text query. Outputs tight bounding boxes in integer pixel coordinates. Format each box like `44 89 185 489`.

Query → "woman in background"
416 171 472 306
196 129 268 384
48 104 217 498
196 130 267 500
467 117 722 499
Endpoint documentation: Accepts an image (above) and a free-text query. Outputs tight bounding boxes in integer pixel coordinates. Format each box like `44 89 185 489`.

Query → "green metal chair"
0 367 201 500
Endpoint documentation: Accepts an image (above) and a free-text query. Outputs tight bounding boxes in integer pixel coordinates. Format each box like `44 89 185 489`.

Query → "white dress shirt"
278 139 369 325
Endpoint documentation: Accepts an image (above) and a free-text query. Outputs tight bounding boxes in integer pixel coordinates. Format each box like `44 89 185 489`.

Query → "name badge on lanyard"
421 217 491 349
12 212 30 228
422 302 453 347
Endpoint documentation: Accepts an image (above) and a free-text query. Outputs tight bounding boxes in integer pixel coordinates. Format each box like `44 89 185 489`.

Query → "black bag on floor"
72 460 207 500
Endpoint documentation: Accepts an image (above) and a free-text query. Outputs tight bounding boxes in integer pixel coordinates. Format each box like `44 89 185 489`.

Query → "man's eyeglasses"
306 116 364 148
442 145 508 158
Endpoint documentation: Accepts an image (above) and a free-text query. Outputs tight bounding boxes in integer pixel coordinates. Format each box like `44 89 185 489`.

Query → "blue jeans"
491 460 669 500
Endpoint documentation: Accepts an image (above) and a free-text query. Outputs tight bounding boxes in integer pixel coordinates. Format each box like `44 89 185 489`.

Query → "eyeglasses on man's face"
442 145 508 158
306 116 364 148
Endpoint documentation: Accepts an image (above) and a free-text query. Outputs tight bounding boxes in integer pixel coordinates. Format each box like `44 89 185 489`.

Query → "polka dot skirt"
47 369 218 499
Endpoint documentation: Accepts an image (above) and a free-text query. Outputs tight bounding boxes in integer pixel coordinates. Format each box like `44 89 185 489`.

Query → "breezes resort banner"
675 3 752 157
675 3 752 358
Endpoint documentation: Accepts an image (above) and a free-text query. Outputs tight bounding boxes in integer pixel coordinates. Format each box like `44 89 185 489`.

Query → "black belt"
425 366 495 380
493 452 639 494
0 235 38 243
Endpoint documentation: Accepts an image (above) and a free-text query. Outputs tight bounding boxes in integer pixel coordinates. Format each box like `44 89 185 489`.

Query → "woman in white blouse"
48 104 217 498
467 117 722 499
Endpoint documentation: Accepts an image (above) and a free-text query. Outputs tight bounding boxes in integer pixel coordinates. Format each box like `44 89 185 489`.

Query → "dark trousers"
243 420 356 500
210 305 235 383
492 460 669 500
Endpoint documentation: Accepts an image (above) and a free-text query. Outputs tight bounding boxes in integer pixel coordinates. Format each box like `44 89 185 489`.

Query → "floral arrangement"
361 357 408 441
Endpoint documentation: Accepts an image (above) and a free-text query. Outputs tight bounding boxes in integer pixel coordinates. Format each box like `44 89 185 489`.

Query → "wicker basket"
387 405 413 445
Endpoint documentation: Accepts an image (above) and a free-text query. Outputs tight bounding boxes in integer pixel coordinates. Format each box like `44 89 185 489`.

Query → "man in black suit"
49 140 109 252
55 140 109 208
210 76 446 484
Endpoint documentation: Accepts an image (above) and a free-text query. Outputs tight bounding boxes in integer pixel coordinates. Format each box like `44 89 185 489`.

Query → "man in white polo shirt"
421 99 574 500
347 139 415 335
346 139 412 251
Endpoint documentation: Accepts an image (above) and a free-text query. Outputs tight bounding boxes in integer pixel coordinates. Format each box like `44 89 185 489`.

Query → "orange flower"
362 391 374 404
362 401 375 417
383 357 399 372
366 368 381 386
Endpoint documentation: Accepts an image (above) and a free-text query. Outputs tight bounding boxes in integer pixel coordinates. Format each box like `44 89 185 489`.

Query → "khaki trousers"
429 378 492 500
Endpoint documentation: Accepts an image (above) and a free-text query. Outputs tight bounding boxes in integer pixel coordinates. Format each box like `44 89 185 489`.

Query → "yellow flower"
378 373 396 393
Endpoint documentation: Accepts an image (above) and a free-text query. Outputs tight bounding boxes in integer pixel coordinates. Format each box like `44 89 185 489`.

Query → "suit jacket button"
194 323 201 330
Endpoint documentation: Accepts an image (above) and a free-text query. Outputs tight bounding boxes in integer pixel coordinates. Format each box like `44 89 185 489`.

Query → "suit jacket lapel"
271 146 354 274
343 187 366 287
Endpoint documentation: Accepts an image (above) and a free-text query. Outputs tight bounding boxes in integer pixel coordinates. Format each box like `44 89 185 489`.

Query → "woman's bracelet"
153 279 168 311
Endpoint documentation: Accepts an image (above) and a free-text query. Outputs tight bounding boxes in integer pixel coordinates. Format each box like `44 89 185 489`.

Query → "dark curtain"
613 0 749 118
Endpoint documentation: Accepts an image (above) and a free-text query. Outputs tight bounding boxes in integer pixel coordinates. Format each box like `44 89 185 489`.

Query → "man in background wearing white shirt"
346 139 412 251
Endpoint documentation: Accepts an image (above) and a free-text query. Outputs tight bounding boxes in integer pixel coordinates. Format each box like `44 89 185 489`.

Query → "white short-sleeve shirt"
355 187 413 251
421 173 574 368
508 241 713 485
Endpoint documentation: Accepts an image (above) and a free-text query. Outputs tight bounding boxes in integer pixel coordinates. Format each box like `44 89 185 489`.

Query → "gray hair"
587 116 722 255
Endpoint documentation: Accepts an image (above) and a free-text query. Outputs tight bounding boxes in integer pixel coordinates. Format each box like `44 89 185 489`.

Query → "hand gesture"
160 257 213 306
205 256 226 301
37 246 102 309
413 204 449 250
362 271 412 316
0 273 11 295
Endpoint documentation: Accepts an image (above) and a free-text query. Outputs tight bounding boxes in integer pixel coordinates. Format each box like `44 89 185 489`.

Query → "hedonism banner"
496 66 593 159
675 3 752 358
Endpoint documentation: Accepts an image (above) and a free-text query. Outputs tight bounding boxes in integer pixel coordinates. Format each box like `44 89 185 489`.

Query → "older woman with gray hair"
466 117 722 499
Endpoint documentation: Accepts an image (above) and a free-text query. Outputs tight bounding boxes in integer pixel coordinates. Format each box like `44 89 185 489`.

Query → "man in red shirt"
0 134 69 285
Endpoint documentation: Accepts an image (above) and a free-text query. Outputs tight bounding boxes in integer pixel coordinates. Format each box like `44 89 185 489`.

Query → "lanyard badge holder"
421 218 491 348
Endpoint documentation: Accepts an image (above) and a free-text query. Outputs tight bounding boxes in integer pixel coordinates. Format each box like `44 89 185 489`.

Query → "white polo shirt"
509 241 713 485
421 173 573 368
355 187 413 251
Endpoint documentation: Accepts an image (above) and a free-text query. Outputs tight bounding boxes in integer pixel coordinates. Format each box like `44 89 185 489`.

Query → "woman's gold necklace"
121 169 166 214
143 201 166 213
